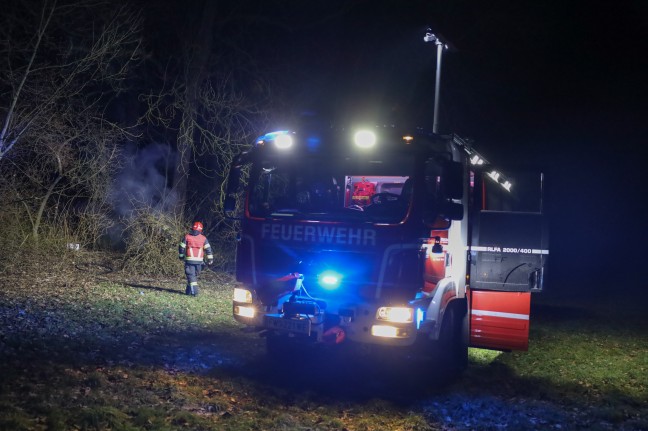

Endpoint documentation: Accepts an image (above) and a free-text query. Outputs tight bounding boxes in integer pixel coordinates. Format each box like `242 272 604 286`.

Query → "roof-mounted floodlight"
488 170 513 192
354 130 376 148
488 170 500 182
256 130 293 149
274 133 293 149
470 154 485 165
452 134 512 192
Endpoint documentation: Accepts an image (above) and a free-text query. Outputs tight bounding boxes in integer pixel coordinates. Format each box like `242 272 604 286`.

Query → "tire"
438 301 468 375
456 301 469 371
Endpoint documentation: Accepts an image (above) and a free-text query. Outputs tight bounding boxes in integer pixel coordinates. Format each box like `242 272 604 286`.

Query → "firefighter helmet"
192 221 203 232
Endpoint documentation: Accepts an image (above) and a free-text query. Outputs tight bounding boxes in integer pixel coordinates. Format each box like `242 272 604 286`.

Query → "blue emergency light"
318 270 342 290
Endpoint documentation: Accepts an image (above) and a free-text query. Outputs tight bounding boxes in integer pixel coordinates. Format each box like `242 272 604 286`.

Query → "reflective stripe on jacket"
179 232 213 263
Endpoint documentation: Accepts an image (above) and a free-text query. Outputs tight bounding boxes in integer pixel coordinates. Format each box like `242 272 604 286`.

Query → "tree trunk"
32 174 63 242
172 0 217 217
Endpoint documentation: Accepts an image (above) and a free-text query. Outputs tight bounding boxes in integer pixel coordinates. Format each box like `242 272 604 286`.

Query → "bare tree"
137 0 277 271
141 1 267 217
140 67 263 268
4 111 123 243
0 0 142 244
0 0 141 162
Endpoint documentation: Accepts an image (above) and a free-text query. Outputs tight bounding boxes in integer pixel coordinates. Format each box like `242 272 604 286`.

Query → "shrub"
120 208 186 276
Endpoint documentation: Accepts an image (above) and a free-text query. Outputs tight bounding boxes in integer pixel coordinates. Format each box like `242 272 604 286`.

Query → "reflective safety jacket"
179 231 213 264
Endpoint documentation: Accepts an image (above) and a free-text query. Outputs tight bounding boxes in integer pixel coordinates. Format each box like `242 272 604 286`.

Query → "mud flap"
469 290 530 351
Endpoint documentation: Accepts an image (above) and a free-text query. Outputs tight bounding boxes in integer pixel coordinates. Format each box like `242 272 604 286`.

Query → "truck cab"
225 126 548 367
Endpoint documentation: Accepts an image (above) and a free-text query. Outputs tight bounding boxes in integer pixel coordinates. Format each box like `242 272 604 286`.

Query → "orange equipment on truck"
224 126 548 371
351 178 376 207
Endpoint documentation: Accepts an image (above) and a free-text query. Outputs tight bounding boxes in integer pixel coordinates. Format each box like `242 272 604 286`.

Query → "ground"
0 251 646 430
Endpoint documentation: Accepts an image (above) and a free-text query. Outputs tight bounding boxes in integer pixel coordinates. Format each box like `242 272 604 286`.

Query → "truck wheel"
457 302 469 371
438 301 468 374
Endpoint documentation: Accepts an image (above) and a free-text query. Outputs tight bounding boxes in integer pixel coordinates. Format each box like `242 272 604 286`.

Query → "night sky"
289 1 644 293
144 1 647 293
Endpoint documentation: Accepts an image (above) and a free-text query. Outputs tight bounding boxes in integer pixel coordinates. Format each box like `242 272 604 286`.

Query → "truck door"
468 169 548 351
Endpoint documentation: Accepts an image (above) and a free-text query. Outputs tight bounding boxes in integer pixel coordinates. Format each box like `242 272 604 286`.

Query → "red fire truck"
224 125 548 369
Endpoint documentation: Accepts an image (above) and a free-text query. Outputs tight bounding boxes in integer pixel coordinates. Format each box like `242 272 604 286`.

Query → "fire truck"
224 125 548 369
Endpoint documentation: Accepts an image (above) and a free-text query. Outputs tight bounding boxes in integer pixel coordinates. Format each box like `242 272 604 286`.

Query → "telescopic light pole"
424 30 449 134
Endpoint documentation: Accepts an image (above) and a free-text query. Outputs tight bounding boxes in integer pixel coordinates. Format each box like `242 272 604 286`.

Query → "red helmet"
192 221 203 232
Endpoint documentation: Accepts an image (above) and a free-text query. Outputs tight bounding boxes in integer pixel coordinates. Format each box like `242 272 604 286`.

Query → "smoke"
109 142 178 217
101 142 179 249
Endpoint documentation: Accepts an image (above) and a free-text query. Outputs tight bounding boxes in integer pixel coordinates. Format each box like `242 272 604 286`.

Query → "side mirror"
440 160 463 200
224 196 236 214
441 201 464 221
422 201 463 226
223 177 240 219
222 153 249 219
431 236 443 253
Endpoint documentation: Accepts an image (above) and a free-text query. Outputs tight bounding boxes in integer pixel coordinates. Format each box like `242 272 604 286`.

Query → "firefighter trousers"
184 263 202 296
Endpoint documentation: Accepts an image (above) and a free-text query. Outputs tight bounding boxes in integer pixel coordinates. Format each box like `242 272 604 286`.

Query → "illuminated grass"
0 258 646 430
468 348 503 365
447 296 648 430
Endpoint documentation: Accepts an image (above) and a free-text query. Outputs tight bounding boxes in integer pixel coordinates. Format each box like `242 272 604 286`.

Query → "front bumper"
233 297 419 347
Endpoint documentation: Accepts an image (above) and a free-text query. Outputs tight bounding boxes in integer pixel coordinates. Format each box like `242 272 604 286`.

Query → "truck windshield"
248 153 414 223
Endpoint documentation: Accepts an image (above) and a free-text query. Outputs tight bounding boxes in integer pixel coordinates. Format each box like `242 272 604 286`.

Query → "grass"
0 253 647 430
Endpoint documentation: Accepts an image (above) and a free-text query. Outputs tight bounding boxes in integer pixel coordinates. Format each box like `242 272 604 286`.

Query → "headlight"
234 305 255 318
233 288 252 303
376 306 413 323
371 325 410 338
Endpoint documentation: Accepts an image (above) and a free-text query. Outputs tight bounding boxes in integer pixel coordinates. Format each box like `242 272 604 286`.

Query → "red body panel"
469 290 531 351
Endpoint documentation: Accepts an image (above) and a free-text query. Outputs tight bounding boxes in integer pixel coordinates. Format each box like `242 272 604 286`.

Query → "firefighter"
178 221 213 296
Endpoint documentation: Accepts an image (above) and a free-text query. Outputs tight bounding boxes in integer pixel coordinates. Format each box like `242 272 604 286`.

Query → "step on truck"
224 126 548 370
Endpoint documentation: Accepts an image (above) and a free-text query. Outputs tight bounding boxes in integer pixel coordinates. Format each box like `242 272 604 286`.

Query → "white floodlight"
354 130 376 148
274 134 293 149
